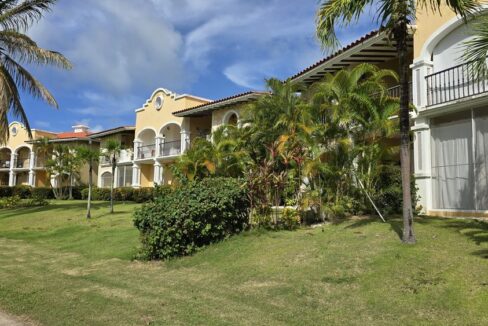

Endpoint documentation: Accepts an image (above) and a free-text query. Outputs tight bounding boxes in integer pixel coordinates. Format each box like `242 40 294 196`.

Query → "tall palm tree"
316 0 481 244
0 0 71 142
104 139 121 214
76 143 100 219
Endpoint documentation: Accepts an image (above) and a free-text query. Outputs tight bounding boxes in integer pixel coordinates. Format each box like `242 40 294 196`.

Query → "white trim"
135 127 157 140
158 121 181 136
418 7 488 62
137 88 211 113
13 145 32 154
222 110 240 125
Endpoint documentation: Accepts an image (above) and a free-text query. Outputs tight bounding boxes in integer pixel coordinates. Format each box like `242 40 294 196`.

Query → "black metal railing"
137 144 156 159
426 60 488 106
386 82 413 102
159 140 181 157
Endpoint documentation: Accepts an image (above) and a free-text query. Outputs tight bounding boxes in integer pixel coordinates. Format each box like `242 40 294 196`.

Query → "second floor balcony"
426 59 488 107
159 140 182 157
137 144 156 160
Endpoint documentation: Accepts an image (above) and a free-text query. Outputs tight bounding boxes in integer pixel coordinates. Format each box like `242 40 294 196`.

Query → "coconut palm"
76 143 100 219
104 139 121 214
0 0 71 142
316 0 481 244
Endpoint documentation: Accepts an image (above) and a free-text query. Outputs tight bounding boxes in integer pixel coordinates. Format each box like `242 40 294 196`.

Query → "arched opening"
101 172 112 188
223 111 239 127
159 123 181 157
136 129 156 159
0 148 11 169
15 147 31 169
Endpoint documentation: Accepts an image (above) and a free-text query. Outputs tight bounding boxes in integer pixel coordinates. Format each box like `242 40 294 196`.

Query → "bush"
31 187 54 200
133 188 155 203
81 186 160 203
0 186 13 198
0 195 49 209
280 208 301 230
134 178 249 260
12 185 31 199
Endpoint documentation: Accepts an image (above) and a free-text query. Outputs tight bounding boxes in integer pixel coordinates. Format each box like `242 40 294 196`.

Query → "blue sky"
19 0 377 132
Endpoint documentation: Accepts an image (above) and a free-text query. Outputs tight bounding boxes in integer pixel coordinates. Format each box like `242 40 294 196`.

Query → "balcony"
137 144 156 160
119 149 134 163
426 60 488 107
14 157 30 169
0 159 10 169
159 140 181 157
386 83 413 102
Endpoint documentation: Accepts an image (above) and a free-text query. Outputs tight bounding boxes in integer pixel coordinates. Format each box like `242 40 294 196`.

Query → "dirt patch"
0 310 37 326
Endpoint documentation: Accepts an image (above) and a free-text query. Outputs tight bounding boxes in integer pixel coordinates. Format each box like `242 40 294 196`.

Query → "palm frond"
0 0 57 30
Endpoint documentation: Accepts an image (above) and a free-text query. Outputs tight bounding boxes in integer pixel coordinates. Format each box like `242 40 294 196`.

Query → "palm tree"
0 0 71 142
76 143 100 219
104 139 121 214
463 14 488 74
316 0 481 244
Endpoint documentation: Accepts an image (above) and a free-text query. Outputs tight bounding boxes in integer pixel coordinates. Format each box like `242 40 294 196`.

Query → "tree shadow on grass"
337 215 404 240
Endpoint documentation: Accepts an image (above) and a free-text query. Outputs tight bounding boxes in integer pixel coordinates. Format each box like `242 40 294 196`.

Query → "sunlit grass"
0 201 487 325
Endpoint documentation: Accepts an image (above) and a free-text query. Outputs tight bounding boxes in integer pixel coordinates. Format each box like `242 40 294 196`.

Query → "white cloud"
29 0 187 95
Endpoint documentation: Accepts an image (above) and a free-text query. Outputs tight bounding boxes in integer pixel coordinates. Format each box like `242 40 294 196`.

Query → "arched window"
101 172 112 188
227 113 238 126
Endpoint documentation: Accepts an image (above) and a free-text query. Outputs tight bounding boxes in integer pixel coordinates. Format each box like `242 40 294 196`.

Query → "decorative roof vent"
72 125 90 133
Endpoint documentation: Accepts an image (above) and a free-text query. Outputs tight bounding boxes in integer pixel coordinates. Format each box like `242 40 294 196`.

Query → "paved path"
0 311 25 326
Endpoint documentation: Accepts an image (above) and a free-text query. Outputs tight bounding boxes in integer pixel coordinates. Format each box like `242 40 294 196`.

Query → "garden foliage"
134 178 249 260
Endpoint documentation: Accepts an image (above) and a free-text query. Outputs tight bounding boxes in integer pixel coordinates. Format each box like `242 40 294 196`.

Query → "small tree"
104 139 121 213
76 143 100 218
45 144 81 199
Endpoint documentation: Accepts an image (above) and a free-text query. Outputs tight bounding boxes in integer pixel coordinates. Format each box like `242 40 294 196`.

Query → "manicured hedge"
81 187 164 203
0 186 86 200
134 178 250 260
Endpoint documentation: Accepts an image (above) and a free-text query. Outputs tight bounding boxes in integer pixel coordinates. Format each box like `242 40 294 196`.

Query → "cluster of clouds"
28 0 376 131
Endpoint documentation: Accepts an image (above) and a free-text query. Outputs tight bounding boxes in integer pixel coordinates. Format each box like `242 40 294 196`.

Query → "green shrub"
0 195 22 208
280 208 301 230
114 187 134 201
0 186 13 198
133 188 154 203
31 187 54 200
0 195 49 209
134 178 250 260
12 185 31 199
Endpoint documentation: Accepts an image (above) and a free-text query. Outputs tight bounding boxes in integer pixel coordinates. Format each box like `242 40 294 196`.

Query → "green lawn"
0 201 487 326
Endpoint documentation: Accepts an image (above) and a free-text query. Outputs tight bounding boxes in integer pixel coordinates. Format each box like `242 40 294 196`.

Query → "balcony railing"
137 144 156 160
159 140 181 157
386 83 413 102
426 60 488 107
15 158 30 169
0 159 10 169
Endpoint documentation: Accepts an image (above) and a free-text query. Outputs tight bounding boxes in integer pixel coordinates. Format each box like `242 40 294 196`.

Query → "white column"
133 140 142 160
155 136 163 157
412 117 432 214
153 161 162 185
28 150 35 187
132 163 141 188
410 59 434 111
8 153 16 186
181 130 190 153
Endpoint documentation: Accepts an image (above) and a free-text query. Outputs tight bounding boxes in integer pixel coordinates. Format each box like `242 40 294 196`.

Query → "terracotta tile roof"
56 131 91 139
88 126 135 138
173 91 269 116
289 29 382 82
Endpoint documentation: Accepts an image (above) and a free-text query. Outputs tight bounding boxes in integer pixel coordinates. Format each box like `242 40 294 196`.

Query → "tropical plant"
44 144 82 199
316 0 481 243
104 139 121 213
76 143 100 218
0 0 71 142
463 13 488 74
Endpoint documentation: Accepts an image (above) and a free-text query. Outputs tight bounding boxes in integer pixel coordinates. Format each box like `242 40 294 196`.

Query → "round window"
154 96 164 111
11 126 18 136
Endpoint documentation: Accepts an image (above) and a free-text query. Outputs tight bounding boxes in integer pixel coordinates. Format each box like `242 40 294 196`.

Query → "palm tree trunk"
87 158 92 219
69 173 73 200
110 155 115 214
394 17 416 244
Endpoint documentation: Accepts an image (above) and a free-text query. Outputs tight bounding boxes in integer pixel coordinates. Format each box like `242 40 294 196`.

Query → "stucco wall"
140 164 154 187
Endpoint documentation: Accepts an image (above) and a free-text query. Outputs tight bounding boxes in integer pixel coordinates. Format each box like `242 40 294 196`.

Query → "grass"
0 201 487 326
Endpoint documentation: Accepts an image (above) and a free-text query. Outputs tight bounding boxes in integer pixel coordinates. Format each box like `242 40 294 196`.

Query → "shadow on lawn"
339 214 488 259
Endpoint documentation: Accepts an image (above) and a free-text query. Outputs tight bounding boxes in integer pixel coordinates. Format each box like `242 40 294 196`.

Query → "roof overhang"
290 29 413 85
173 91 268 117
88 126 135 139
